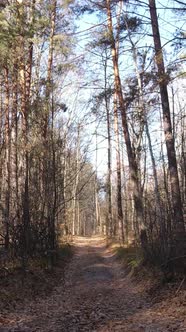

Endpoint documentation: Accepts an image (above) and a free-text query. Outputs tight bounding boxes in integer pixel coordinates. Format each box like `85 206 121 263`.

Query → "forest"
0 0 185 331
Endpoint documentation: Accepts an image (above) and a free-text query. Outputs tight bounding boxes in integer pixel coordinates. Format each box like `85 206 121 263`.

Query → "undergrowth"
115 246 143 276
114 244 185 298
0 243 73 311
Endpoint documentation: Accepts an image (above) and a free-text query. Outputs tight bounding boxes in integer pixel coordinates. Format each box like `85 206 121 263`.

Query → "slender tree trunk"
95 128 100 234
104 59 113 237
63 141 68 234
114 92 124 243
181 115 186 203
18 0 35 265
44 0 57 140
4 67 10 249
106 104 112 237
106 0 144 238
72 124 80 236
121 138 129 243
43 0 57 253
149 0 185 235
146 123 163 218
129 39 164 239
50 93 57 254
12 63 19 217
77 200 80 235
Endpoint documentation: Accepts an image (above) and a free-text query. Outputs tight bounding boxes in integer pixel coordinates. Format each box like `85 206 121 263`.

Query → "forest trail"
0 236 185 332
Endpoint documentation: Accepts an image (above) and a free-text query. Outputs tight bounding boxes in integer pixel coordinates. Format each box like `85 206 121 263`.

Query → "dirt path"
0 236 185 331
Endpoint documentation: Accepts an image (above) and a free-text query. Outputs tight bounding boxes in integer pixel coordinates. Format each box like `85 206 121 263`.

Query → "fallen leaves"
0 236 185 331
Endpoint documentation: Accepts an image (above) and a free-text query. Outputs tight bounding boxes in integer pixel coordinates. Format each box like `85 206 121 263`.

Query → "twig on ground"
175 277 185 295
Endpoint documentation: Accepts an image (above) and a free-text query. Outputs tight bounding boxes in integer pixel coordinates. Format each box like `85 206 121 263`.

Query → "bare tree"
148 0 185 240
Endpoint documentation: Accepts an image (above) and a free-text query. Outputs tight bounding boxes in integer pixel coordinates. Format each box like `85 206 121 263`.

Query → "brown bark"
114 92 124 243
49 94 57 257
128 36 163 237
4 67 10 249
44 0 57 140
18 1 35 262
104 58 113 236
12 63 19 210
94 129 100 234
149 0 185 232
106 0 144 236
113 0 124 242
42 0 57 254
72 124 80 236
106 99 113 236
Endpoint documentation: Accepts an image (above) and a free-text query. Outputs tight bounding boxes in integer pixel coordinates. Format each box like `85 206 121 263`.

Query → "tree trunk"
4 67 10 249
44 0 57 140
12 63 19 217
106 0 144 238
114 92 124 243
18 0 35 265
104 59 113 237
72 124 80 236
149 0 185 234
43 0 57 253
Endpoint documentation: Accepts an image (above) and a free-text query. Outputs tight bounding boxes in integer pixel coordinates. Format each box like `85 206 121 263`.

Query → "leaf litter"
0 236 185 332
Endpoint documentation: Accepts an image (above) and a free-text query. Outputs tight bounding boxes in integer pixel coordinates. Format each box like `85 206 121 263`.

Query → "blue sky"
61 0 186 177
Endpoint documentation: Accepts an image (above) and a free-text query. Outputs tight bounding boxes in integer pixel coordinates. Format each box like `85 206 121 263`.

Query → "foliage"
115 246 142 273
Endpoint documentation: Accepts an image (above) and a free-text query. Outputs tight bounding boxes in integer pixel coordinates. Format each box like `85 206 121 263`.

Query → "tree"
148 0 185 240
106 0 145 239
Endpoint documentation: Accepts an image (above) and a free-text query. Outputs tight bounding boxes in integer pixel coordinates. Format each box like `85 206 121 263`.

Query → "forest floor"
0 236 185 332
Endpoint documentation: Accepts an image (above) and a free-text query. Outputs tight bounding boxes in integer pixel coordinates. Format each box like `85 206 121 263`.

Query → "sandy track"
0 236 185 331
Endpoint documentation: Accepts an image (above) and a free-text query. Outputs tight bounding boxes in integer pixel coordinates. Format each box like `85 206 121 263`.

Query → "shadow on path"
0 236 185 331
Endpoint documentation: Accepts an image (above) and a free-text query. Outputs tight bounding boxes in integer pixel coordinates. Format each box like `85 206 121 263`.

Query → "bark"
128 37 163 238
43 0 57 253
94 128 100 234
106 107 112 236
145 123 164 225
149 0 185 233
44 0 57 140
4 67 10 249
12 63 19 213
50 94 57 252
121 138 129 243
104 59 113 236
106 0 144 237
18 0 35 262
114 92 124 243
72 124 80 236
113 0 124 242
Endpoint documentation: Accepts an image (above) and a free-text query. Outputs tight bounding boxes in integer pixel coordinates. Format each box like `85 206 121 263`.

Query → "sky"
60 0 186 178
